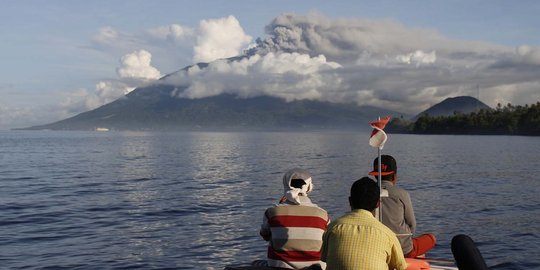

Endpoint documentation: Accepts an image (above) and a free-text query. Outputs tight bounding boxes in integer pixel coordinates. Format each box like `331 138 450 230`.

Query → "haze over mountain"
20 60 493 132
22 73 490 131
22 83 406 131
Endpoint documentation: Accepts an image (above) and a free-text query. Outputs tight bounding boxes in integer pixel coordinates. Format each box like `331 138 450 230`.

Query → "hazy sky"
2 0 540 130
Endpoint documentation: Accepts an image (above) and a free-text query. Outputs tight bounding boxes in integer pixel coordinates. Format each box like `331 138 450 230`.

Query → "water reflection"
179 133 265 266
2 131 539 269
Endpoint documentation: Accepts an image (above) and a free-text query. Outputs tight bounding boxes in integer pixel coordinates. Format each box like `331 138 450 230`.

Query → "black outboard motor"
451 234 489 270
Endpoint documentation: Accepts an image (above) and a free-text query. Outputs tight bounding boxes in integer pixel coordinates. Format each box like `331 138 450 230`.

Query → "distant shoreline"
387 102 540 136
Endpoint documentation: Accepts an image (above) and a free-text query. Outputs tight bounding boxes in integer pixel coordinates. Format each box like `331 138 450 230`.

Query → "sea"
1 130 539 270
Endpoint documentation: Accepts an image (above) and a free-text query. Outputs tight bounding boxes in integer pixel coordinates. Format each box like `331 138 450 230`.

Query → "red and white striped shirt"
260 197 329 269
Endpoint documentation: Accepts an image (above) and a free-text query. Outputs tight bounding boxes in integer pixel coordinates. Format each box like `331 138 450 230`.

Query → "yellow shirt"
321 209 408 270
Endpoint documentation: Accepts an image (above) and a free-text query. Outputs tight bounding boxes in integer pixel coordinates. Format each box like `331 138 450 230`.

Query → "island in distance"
20 82 406 131
20 81 490 132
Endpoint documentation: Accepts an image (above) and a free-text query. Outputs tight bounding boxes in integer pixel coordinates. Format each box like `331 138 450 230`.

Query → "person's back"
369 155 436 258
381 179 416 254
257 168 329 269
321 177 407 270
264 198 328 268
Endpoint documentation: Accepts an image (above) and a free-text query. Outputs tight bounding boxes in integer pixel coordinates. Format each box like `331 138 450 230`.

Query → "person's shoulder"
326 214 348 230
394 182 408 190
298 198 329 213
331 210 366 225
328 211 353 223
306 203 328 212
301 204 330 218
268 203 328 218
392 185 410 195
264 204 281 214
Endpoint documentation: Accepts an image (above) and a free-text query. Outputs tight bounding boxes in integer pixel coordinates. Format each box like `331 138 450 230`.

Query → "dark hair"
349 177 380 211
291 179 306 188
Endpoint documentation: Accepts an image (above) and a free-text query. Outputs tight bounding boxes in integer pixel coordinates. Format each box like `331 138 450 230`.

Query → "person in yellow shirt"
321 177 408 270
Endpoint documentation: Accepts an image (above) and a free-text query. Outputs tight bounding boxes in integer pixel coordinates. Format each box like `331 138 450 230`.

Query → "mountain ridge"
20 57 490 132
22 83 408 131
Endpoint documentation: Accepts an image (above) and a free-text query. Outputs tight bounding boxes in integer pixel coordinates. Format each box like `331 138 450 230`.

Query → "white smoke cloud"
396 50 436 66
249 13 508 66
162 13 540 115
91 81 133 108
88 16 252 74
7 12 540 131
60 50 161 114
168 52 342 101
515 45 540 65
60 16 254 119
145 24 195 44
59 88 97 113
60 82 133 113
193 15 252 63
58 13 540 123
117 50 162 80
88 25 191 75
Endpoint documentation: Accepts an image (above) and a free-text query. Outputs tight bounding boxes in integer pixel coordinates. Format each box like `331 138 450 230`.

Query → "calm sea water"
1 130 539 270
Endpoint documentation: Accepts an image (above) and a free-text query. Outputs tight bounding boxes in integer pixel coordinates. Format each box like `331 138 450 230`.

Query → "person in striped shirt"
254 168 330 269
321 177 408 270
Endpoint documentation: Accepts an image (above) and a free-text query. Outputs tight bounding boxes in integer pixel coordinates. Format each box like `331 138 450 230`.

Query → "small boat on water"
225 259 454 270
226 119 489 270
95 127 109 132
225 262 455 270
225 259 457 269
224 234 488 270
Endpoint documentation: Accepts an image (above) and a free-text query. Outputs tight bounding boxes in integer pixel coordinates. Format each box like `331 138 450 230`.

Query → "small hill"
414 96 491 119
386 96 492 133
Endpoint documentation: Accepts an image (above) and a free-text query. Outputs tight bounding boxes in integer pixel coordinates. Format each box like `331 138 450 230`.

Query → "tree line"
388 102 540 136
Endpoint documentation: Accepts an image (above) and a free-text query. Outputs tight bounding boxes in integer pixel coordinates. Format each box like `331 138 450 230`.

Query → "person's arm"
259 210 271 241
403 192 416 234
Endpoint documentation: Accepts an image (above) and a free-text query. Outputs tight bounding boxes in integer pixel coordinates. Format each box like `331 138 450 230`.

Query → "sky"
2 0 540 130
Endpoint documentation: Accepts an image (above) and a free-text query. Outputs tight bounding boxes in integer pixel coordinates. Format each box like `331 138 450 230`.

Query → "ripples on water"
1 131 539 269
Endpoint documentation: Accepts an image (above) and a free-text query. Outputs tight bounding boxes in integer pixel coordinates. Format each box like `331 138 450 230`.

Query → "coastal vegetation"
388 102 540 136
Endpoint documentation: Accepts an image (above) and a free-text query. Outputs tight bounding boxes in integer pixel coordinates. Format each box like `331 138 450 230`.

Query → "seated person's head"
290 179 306 188
369 155 397 181
281 168 314 204
349 177 380 211
283 168 313 194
